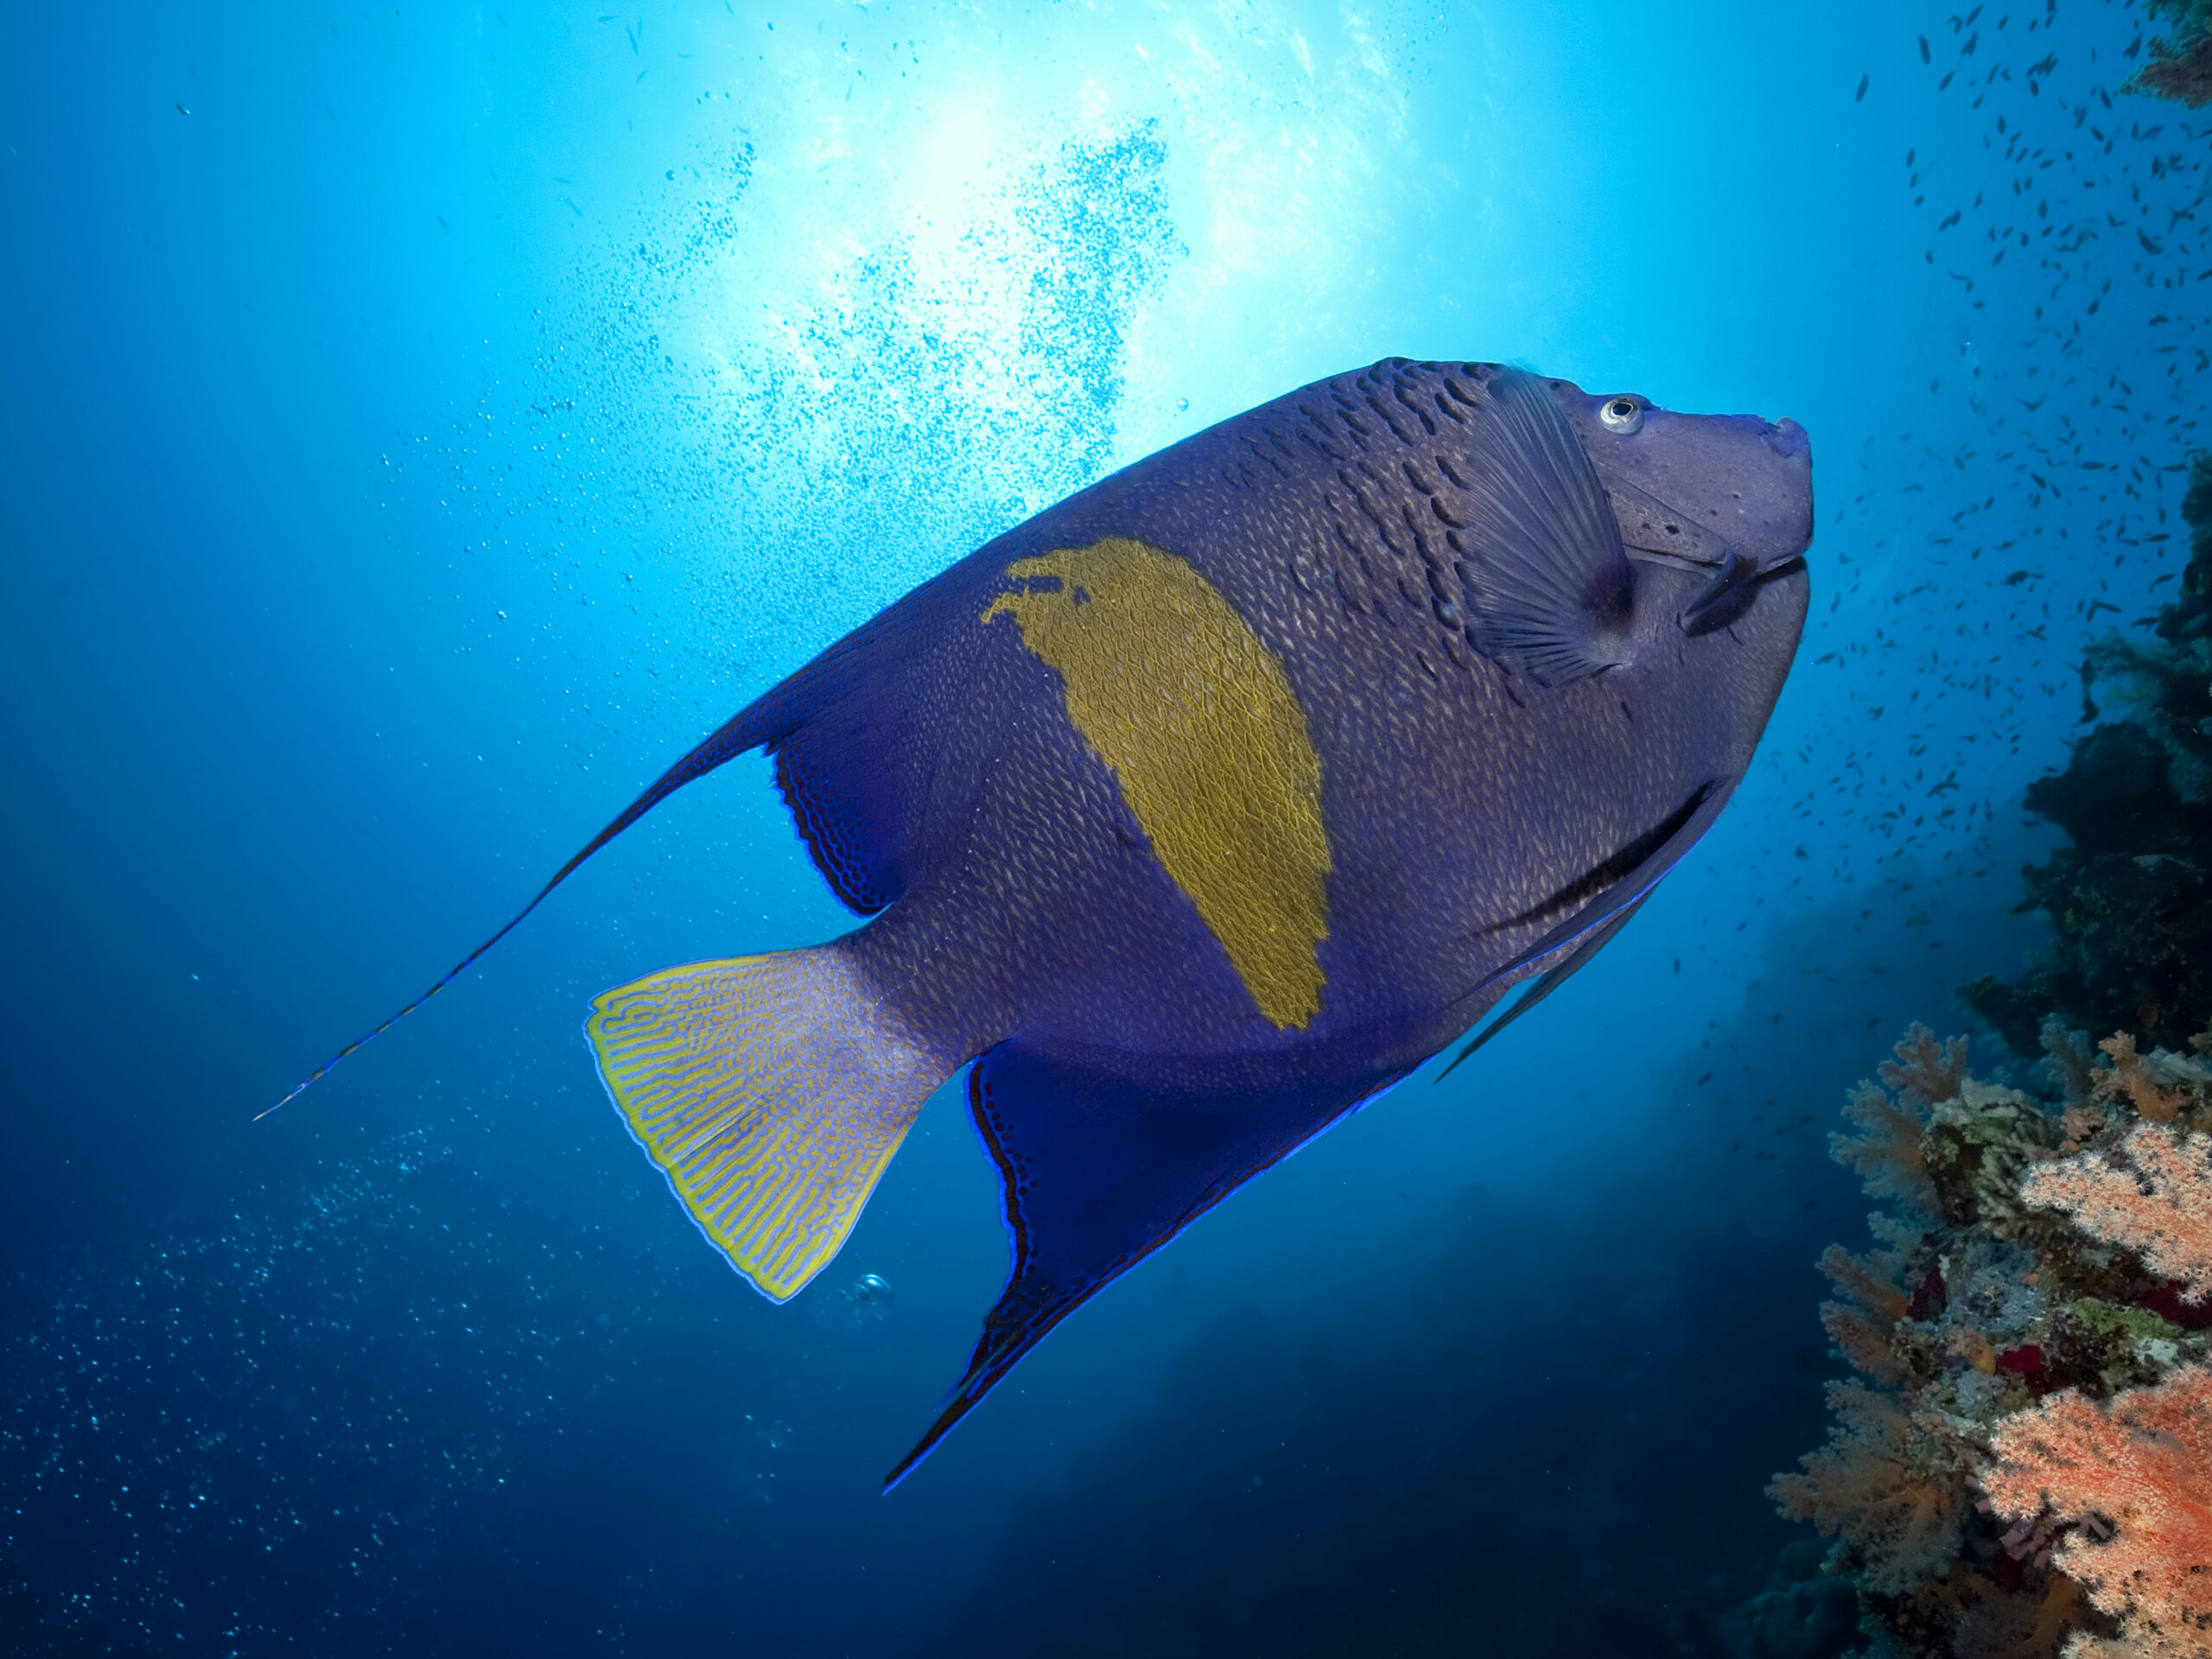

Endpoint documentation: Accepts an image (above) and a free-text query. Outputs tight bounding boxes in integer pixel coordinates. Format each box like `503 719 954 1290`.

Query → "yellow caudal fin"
586 948 949 1302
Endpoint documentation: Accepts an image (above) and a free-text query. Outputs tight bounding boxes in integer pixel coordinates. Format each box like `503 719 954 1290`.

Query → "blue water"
1 2 2200 1652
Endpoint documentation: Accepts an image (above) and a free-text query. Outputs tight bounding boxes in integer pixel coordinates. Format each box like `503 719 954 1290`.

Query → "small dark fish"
1857 72 1871 101
277 361 1813 1485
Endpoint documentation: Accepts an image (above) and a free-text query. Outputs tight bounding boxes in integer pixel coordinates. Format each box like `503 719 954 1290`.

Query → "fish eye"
1599 397 1644 435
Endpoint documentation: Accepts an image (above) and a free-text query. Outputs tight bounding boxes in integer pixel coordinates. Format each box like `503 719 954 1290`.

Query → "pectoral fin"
1435 896 1648 1082
1457 369 1638 687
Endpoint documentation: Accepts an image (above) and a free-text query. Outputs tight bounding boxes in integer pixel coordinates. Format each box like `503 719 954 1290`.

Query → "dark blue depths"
0 2 2201 1655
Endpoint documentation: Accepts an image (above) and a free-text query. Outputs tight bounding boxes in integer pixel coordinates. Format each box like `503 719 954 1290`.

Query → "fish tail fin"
588 945 950 1303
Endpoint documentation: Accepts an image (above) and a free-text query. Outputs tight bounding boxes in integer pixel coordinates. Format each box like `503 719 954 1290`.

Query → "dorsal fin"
1457 369 1637 687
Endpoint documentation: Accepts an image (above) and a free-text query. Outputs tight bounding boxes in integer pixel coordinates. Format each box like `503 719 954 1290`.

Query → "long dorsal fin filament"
258 705 770 1119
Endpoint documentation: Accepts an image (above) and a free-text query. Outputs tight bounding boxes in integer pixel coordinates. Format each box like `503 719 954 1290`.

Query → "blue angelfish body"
296 358 1814 1486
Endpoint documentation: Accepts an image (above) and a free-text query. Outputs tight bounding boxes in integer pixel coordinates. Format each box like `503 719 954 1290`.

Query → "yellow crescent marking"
982 536 1331 1029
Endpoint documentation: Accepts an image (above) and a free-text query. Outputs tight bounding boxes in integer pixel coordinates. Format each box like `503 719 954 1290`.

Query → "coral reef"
1964 456 2212 1058
1983 1364 2212 1658
2137 2 2212 109
1770 1023 2212 1657
1785 443 2212 1653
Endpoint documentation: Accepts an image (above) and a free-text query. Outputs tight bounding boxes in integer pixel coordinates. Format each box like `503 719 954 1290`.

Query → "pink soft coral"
1982 1363 2212 1657
2021 1123 2212 1306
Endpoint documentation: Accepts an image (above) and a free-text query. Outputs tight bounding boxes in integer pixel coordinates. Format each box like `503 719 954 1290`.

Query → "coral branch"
1885 1023 1973 1111
2022 1123 2212 1306
2138 1 2212 108
2095 1033 2187 1125
2044 1020 2101 1109
1982 1363 2212 1657
1818 1241 1912 1384
1834 1078 1942 1219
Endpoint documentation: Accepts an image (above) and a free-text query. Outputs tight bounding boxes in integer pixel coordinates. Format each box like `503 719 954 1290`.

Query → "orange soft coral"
1885 1022 1972 1111
1832 1077 1940 1217
1950 1571 2092 1659
2050 1025 2108 1149
1826 1024 1967 1219
1769 1379 1974 1593
2095 1033 2187 1125
1981 1363 2212 1658
1817 1241 1913 1384
2021 1123 2212 1306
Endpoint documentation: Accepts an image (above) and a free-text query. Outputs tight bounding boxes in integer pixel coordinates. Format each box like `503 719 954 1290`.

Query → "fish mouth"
1599 415 1812 584
1595 413 1810 637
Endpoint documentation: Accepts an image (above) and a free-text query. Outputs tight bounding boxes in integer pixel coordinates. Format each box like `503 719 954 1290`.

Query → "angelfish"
279 360 1812 1486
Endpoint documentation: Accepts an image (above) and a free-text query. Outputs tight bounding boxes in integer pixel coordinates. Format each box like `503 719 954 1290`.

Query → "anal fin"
883 1046 1403 1489
1435 777 1735 1083
1434 895 1648 1082
587 948 950 1303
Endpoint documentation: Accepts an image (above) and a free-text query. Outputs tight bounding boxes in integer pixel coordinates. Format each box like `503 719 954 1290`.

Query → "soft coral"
1982 1363 2212 1657
2021 1122 2212 1308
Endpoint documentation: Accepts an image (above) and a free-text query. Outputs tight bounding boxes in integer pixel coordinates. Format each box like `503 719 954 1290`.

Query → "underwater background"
3 1 2207 1653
